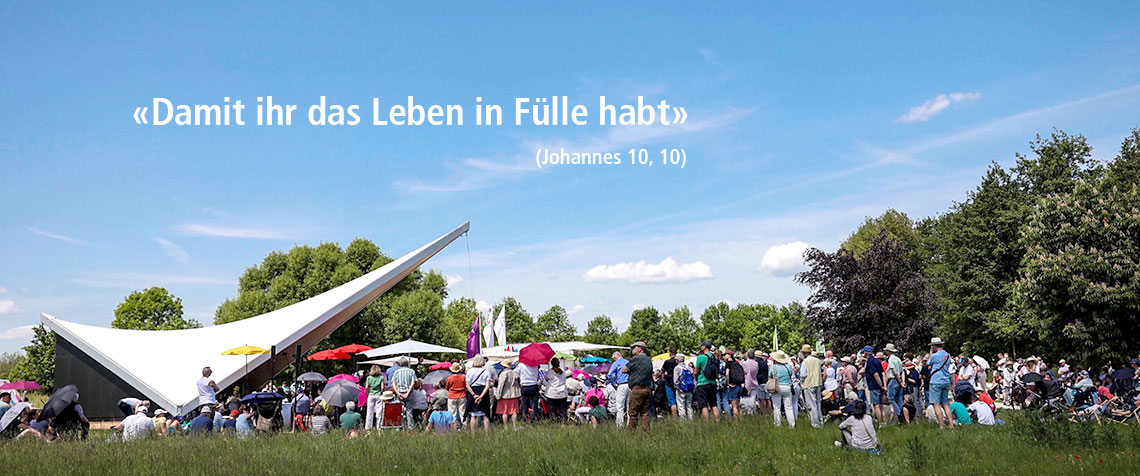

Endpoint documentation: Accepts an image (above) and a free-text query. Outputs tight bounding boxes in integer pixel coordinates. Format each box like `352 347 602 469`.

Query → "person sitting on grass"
1 403 48 442
587 396 608 428
425 400 456 434
949 394 972 426
235 405 254 438
836 401 880 454
221 410 238 435
340 401 362 438
967 393 1000 425
310 405 332 435
189 407 213 435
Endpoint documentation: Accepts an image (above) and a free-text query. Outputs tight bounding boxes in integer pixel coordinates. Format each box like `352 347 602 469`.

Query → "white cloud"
155 238 190 265
29 227 90 246
0 325 35 340
0 299 19 314
475 300 491 313
896 92 980 123
172 223 293 240
631 303 646 311
583 257 713 284
758 241 810 277
568 304 585 315
445 275 465 286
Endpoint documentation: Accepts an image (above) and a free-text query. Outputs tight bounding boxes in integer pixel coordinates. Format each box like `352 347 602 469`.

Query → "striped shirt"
391 367 416 394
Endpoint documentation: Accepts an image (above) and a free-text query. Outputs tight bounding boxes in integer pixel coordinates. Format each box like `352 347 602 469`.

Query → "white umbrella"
972 355 990 370
1 401 31 430
358 339 465 358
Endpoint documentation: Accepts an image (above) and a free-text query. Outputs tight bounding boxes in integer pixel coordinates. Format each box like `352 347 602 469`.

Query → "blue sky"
2 3 1140 353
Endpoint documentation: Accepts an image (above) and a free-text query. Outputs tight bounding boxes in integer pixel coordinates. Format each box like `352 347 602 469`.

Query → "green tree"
112 287 201 330
621 307 668 353
0 352 22 380
443 297 479 349
9 325 55 392
535 305 577 341
1012 130 1140 362
661 306 702 352
841 209 923 258
492 297 534 343
583 315 619 345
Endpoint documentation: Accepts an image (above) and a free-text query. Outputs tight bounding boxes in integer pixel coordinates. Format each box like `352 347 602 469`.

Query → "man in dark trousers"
623 341 654 432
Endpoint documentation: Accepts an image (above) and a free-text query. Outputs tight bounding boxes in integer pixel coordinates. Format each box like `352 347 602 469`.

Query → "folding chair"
381 401 405 430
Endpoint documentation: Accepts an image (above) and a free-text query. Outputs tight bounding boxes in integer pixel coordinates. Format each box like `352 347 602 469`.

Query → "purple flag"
466 313 481 358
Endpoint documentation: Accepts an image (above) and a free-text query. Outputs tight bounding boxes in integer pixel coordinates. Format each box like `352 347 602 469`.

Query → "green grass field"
2 411 1139 475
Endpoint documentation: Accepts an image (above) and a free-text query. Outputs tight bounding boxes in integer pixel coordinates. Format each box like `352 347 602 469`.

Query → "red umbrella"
0 380 40 391
333 344 373 354
307 349 351 361
329 373 359 384
430 362 452 371
519 342 555 367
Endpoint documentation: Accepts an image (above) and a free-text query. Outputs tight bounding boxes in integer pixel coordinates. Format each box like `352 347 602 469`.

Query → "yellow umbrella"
652 352 671 361
222 345 270 383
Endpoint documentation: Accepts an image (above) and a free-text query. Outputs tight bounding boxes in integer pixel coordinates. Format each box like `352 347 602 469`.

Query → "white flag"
493 307 507 347
481 312 495 349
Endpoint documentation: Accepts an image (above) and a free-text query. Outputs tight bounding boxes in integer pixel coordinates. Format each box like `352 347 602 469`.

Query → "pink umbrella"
0 380 40 391
519 342 555 367
430 362 452 371
329 373 359 384
570 369 589 380
357 385 367 408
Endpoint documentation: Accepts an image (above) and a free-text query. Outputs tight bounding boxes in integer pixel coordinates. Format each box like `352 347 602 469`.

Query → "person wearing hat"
623 341 653 432
694 341 721 422
151 409 169 436
840 356 858 402
768 350 796 427
444 362 468 423
672 353 695 419
799 344 824 428
926 337 954 429
883 343 905 424
121 404 155 442
902 360 920 424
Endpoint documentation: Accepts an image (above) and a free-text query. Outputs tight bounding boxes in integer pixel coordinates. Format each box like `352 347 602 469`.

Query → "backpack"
729 361 745 385
678 367 696 392
701 355 720 381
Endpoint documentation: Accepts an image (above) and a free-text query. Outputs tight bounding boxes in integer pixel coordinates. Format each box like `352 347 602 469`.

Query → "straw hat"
929 337 945 346
883 343 898 353
771 350 790 364
380 391 396 402
450 362 463 373
800 344 813 353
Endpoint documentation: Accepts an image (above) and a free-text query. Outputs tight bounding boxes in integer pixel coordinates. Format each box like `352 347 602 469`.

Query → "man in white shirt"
516 362 541 422
968 399 996 425
197 367 220 408
121 406 155 441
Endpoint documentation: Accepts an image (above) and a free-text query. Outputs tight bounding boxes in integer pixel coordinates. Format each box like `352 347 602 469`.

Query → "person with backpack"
755 351 772 415
769 350 796 427
800 344 824 428
673 353 695 419
725 350 746 419
695 341 721 422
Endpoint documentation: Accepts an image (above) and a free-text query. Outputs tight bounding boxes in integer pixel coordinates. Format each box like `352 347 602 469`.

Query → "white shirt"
122 413 155 441
517 363 539 386
466 367 493 387
544 370 568 399
197 377 216 404
968 400 995 425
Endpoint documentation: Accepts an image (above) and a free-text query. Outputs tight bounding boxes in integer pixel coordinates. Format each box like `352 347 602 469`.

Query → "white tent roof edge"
41 221 470 416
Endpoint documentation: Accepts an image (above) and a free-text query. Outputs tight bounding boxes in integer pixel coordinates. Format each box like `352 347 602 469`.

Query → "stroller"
1102 373 1139 424
242 392 285 433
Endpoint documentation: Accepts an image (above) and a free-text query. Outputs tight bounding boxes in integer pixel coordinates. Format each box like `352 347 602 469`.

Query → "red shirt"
445 374 467 399
976 390 995 411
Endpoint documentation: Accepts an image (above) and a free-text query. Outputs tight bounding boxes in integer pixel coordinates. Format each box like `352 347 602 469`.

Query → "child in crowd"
426 400 456 434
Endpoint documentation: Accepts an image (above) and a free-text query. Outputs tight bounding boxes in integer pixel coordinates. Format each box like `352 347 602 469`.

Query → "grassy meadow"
2 411 1139 475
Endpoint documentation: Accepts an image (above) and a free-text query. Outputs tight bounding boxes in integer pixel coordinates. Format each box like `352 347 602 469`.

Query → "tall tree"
583 315 619 345
492 297 534 344
535 305 577 341
797 232 937 354
661 306 702 352
112 287 201 330
8 325 55 392
621 307 668 352
1012 130 1140 362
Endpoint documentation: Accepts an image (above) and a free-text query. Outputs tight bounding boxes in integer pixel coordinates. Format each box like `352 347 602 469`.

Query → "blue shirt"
769 361 794 386
294 395 311 415
608 357 630 385
189 414 213 434
865 356 884 391
235 413 253 436
222 418 237 432
386 364 402 383
928 350 952 386
428 409 455 433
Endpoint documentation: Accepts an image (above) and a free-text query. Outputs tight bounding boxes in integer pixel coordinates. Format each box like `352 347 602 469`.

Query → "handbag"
765 366 780 393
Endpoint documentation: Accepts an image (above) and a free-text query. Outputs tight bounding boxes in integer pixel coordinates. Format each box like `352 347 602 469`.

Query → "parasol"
519 343 555 367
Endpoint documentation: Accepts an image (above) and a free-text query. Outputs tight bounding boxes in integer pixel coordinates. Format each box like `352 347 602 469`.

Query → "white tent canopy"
480 341 625 358
359 339 464 359
359 357 440 367
42 222 470 417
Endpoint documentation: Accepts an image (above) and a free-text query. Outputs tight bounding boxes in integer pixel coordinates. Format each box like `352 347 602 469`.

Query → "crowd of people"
4 336 1140 454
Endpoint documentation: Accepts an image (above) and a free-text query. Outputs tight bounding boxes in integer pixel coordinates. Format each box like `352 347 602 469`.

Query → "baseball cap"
861 345 873 354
